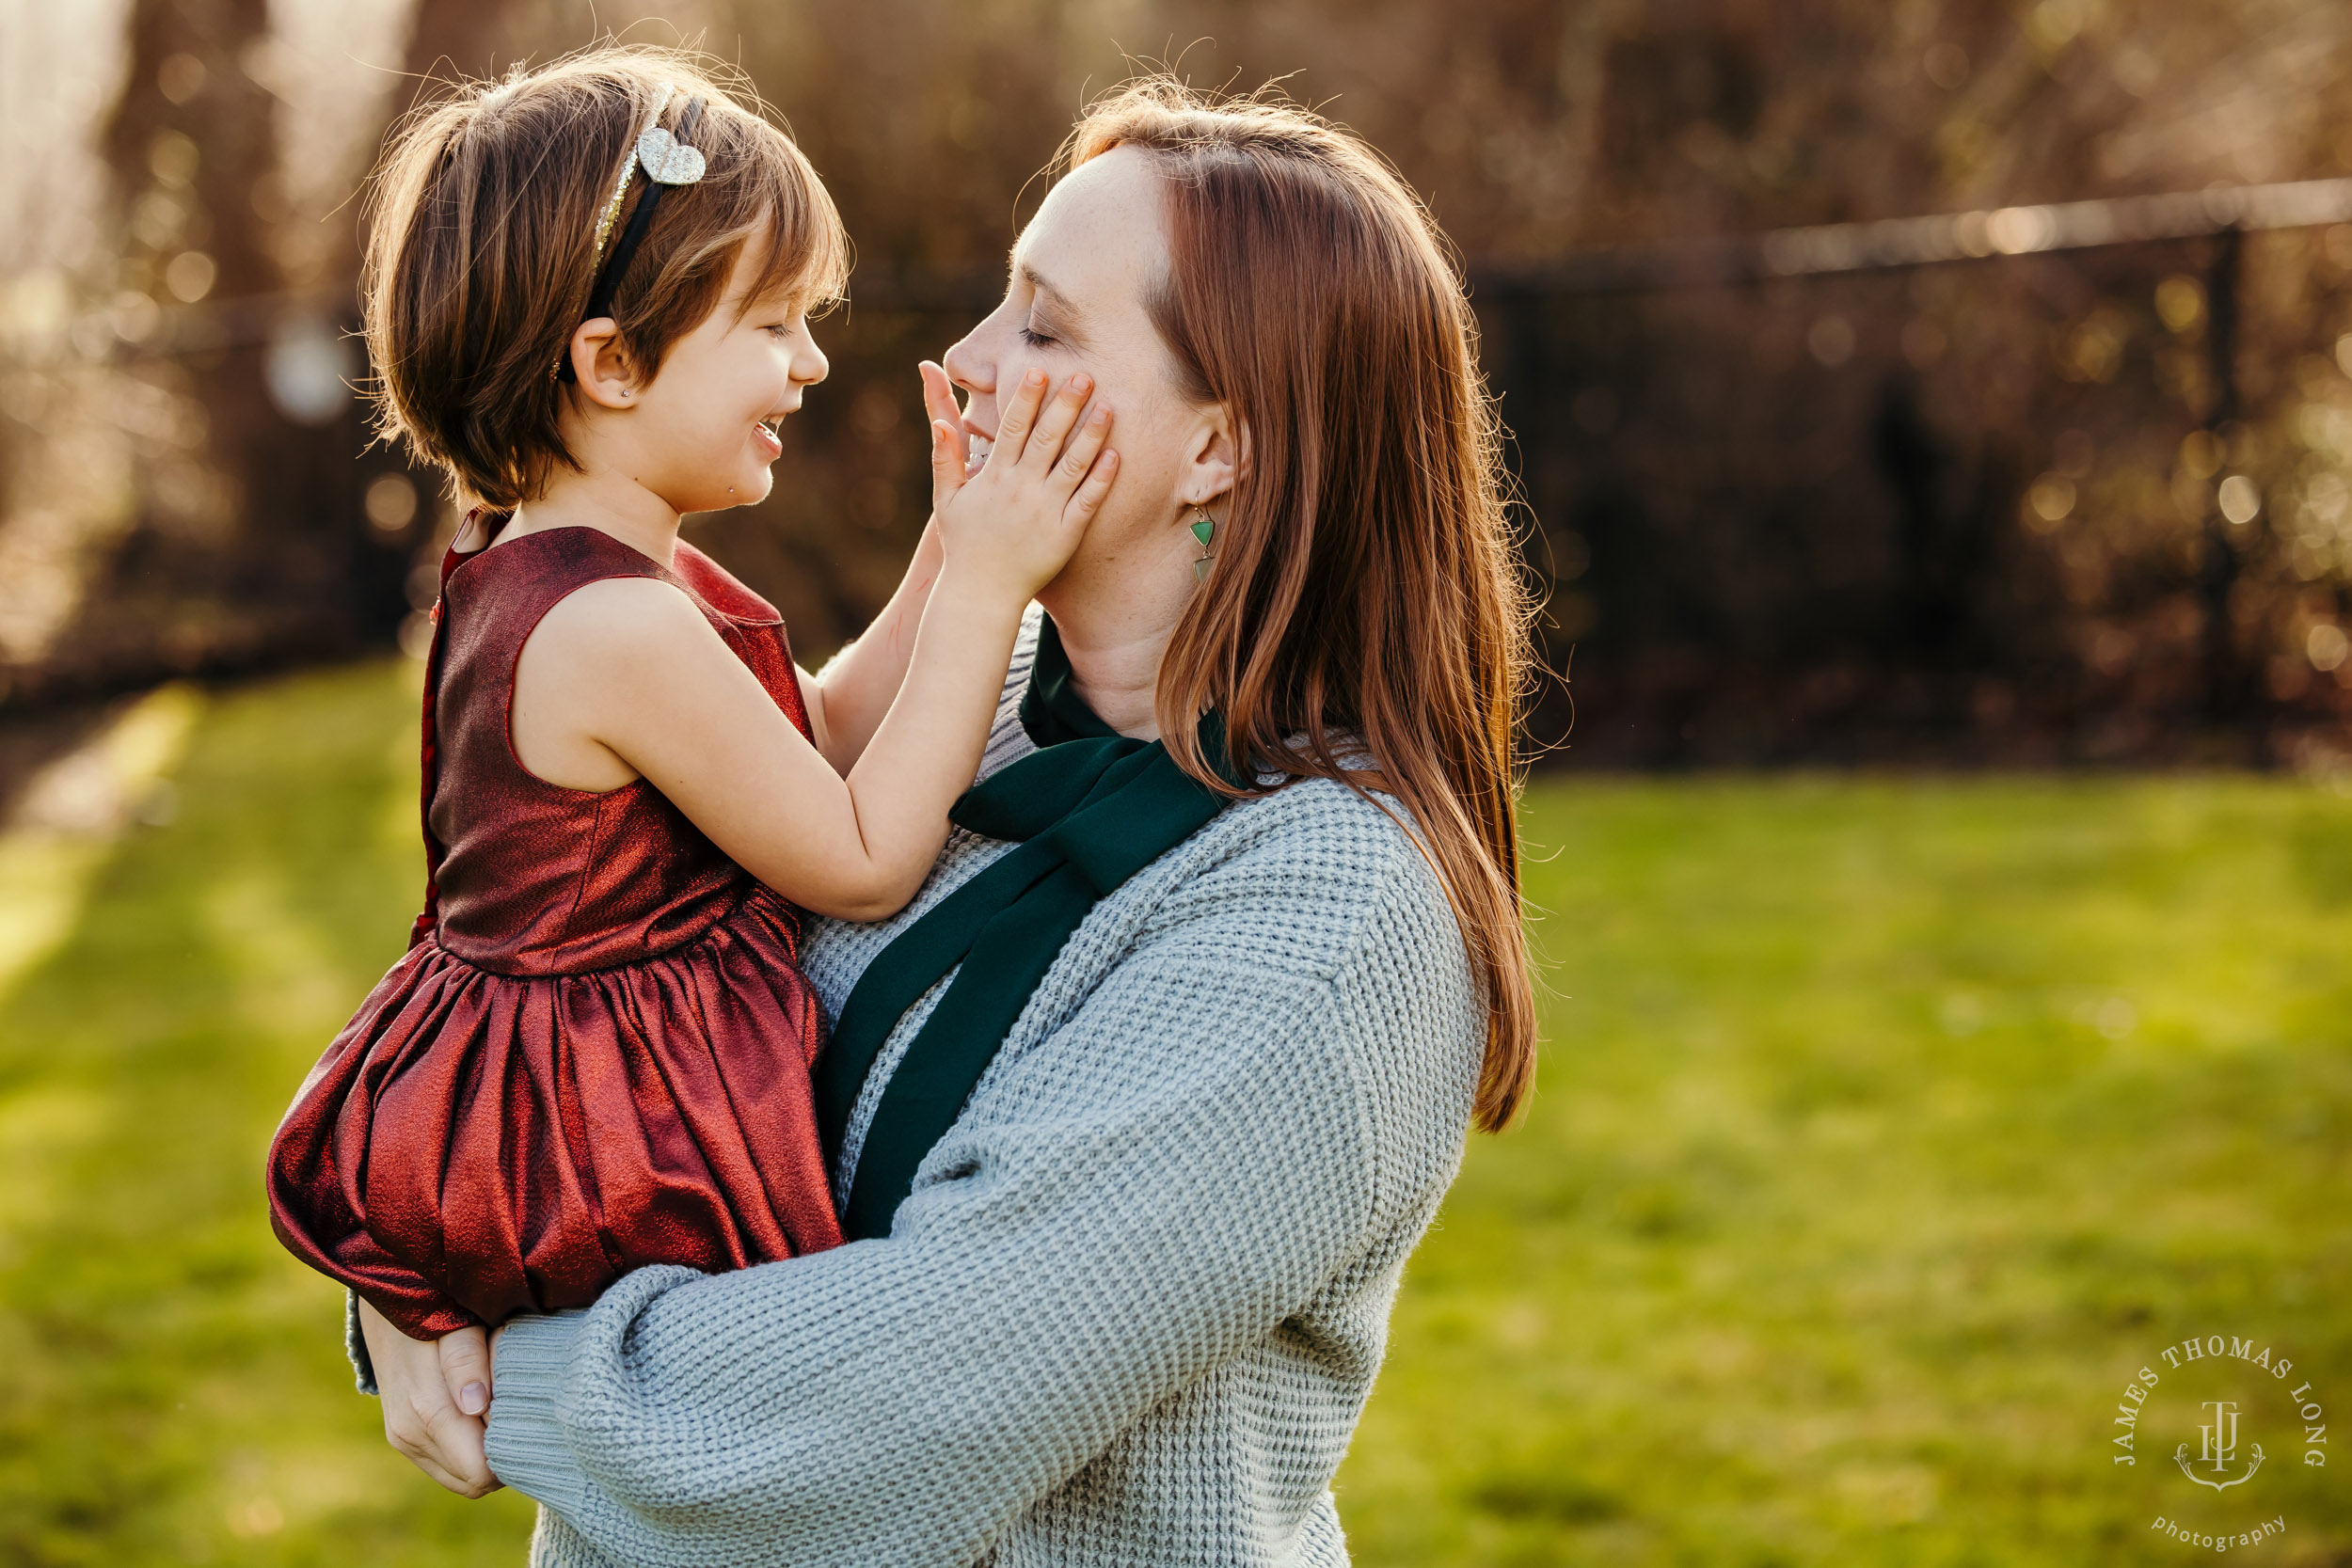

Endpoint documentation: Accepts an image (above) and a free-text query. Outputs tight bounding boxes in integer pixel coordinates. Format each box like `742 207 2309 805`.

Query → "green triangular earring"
1190 506 1216 583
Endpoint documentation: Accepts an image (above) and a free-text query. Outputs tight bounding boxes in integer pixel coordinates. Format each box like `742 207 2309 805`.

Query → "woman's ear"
1178 403 1248 507
566 318 641 410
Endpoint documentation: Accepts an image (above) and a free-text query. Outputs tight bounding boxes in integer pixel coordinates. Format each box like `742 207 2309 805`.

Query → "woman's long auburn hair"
1064 81 1538 1131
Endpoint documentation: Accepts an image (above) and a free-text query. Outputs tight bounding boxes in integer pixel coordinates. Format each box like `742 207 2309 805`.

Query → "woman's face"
942 147 1236 608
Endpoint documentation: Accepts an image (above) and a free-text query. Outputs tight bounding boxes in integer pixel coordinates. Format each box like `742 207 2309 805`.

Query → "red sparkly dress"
268 525 843 1339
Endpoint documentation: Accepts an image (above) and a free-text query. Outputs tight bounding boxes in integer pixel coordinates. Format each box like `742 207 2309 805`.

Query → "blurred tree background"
5 0 2352 765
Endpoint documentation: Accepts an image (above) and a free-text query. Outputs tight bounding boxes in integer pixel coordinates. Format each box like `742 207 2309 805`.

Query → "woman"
361 79 1537 1566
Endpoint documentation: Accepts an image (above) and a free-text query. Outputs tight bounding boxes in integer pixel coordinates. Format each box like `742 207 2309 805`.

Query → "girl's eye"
1018 325 1056 348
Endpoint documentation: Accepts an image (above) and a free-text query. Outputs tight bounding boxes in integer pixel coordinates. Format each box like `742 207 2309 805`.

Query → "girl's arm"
518 372 1112 923
792 363 961 775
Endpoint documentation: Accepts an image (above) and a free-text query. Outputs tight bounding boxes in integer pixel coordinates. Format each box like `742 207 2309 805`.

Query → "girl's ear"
1177 403 1247 506
566 318 642 409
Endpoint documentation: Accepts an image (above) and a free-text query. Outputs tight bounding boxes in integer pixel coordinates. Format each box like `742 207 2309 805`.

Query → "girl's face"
594 244 831 515
942 147 1237 606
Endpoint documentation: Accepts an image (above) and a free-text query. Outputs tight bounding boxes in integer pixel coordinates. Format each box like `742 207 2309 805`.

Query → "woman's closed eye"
1018 325 1057 349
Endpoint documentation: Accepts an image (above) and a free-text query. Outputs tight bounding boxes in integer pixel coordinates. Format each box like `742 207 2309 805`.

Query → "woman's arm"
477 802 1481 1563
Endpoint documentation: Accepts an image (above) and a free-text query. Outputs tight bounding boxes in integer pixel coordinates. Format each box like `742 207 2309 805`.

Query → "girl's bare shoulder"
527 574 725 666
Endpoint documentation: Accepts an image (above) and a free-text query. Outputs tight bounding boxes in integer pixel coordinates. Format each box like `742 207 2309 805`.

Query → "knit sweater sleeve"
480 795 1475 1567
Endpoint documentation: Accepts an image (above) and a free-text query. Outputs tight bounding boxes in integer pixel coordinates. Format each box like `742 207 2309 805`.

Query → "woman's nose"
941 332 986 396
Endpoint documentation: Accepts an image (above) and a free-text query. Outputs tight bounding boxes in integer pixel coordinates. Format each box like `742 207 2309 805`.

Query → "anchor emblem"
2174 1401 2264 1491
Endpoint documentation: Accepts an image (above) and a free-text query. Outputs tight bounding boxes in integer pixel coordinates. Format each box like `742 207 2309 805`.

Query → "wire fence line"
1476 175 2352 296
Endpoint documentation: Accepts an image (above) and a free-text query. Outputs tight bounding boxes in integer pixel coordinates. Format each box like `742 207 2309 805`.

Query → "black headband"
557 93 708 384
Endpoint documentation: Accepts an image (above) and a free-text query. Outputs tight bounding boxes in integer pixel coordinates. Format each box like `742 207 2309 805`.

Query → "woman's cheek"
1008 342 1065 392
996 356 1040 404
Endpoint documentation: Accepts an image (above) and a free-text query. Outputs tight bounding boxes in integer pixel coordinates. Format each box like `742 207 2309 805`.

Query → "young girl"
266 49 1116 1343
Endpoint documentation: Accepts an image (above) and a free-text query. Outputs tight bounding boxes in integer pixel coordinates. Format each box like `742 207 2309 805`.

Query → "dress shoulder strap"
664 538 813 744
409 527 671 942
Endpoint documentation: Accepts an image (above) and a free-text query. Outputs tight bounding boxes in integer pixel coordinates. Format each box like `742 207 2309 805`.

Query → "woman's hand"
927 368 1117 603
356 1297 504 1498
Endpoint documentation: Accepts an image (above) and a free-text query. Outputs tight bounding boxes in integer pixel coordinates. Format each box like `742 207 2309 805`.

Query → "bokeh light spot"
156 53 206 105
262 315 353 426
162 251 215 304
147 130 199 189
2179 430 2223 479
363 474 418 536
2217 474 2262 526
2308 624 2350 673
2026 475 2076 530
2155 275 2205 334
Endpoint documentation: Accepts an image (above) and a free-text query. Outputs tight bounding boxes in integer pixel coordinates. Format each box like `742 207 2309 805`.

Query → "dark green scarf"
813 616 1235 1241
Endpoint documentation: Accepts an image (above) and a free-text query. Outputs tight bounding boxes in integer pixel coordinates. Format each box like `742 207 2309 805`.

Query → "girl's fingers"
1052 403 1113 495
928 419 967 511
917 359 959 422
917 361 963 462
1021 374 1094 474
993 370 1048 466
1066 448 1119 522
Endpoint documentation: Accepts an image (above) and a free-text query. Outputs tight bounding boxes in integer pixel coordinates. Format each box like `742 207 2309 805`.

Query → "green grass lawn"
1 658 2345 1565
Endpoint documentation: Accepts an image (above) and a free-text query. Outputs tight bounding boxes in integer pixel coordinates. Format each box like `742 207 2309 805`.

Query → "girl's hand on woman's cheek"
917 361 977 483
927 369 1118 603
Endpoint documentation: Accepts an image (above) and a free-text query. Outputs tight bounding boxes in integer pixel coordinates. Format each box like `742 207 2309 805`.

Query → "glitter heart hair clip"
556 85 708 381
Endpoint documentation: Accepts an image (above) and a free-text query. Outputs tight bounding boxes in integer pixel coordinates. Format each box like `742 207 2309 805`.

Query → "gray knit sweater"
480 619 1484 1567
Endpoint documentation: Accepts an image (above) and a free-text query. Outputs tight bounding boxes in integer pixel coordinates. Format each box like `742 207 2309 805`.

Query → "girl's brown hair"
1064 80 1539 1132
363 47 848 510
